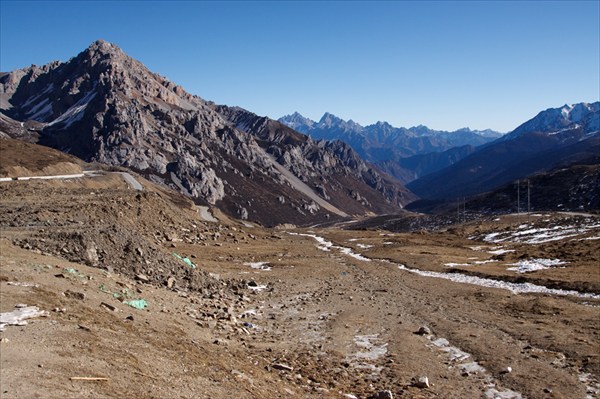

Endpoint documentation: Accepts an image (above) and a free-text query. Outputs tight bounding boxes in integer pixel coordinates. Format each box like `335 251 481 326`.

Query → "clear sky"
1 1 599 132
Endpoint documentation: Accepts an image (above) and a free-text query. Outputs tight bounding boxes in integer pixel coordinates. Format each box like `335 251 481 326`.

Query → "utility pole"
527 179 531 223
517 180 520 215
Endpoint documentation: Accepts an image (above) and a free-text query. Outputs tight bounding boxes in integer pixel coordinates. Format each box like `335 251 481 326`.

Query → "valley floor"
1 177 599 399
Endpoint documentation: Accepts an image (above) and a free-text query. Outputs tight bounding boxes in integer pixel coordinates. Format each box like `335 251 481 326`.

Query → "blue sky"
1 1 599 132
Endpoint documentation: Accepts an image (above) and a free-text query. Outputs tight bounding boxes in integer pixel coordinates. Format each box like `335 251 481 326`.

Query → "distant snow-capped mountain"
407 101 600 201
278 112 503 183
503 102 599 141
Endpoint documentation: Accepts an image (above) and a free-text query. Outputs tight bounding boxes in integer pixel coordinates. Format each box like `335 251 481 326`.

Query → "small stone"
369 390 393 399
135 274 150 283
84 243 99 265
167 277 176 289
500 366 512 374
0 338 9 343
78 324 91 331
125 315 134 321
64 290 85 301
100 302 117 311
414 376 430 389
416 326 431 335
272 363 294 372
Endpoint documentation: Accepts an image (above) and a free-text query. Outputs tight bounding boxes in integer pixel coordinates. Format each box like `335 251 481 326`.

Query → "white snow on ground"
445 260 499 268
582 236 600 241
243 262 272 271
247 284 268 292
488 248 515 255
292 233 598 299
345 334 388 377
395 264 600 299
352 334 388 360
445 263 471 267
428 335 522 398
288 233 371 262
356 243 373 249
0 305 49 331
507 258 567 273
579 372 600 399
485 387 523 399
482 220 600 244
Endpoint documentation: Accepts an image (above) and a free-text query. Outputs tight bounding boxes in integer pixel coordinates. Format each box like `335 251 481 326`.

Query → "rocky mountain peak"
1 40 414 226
86 39 123 57
278 112 316 132
317 112 363 133
318 112 342 126
505 101 599 140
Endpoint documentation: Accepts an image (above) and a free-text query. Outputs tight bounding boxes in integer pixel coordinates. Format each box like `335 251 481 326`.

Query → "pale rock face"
0 40 415 226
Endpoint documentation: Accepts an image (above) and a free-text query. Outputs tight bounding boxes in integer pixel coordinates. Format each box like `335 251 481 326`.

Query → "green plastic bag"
124 299 147 310
172 253 196 269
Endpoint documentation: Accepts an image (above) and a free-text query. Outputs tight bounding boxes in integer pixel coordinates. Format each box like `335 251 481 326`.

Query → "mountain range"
406 102 600 201
1 39 598 223
279 112 503 183
0 40 414 226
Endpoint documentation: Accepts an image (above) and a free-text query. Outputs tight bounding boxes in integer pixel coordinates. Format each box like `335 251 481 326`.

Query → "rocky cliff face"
0 40 414 226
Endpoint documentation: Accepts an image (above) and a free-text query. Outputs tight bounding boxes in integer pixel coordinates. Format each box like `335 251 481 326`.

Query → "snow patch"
488 248 515 255
445 263 471 267
0 305 49 331
482 221 599 244
48 85 97 128
243 262 272 271
507 258 567 273
395 264 599 299
247 284 268 292
288 232 371 262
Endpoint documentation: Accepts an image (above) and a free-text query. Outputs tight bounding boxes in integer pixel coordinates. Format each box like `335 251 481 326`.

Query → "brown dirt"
0 138 83 178
1 175 599 399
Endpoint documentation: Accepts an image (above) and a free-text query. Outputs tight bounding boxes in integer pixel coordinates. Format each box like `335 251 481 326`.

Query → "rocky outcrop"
0 40 415 226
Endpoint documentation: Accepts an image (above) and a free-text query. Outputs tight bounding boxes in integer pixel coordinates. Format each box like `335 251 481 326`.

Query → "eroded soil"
1 176 599 399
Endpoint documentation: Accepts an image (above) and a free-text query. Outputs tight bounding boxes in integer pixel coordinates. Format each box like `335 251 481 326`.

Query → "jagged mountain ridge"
279 112 502 161
0 40 414 226
407 102 600 201
215 106 410 215
278 112 502 183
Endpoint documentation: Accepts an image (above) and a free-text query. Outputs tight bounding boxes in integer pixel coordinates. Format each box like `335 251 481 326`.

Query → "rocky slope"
0 40 413 226
407 102 600 201
463 163 600 214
